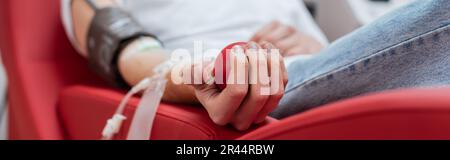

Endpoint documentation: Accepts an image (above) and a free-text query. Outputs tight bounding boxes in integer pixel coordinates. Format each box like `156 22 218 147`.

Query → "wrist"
117 37 167 86
120 36 163 57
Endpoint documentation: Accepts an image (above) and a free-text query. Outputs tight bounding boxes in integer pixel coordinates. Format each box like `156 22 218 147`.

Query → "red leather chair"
2 0 450 140
240 87 450 140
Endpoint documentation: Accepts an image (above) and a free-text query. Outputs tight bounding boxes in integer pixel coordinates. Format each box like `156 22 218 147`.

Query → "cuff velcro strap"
87 7 160 88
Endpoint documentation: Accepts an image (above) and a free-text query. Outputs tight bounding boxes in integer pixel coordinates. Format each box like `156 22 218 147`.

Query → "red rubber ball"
214 42 248 90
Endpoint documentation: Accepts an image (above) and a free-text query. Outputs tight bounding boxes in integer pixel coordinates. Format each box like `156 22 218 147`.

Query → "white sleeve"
297 0 329 46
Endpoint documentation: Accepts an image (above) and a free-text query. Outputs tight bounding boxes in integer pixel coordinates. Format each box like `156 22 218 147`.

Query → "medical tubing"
101 59 176 140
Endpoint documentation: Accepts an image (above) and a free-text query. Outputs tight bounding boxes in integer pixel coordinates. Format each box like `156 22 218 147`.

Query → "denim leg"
271 0 450 118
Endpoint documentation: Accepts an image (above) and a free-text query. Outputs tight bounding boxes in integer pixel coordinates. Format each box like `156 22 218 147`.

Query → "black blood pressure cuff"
87 7 160 88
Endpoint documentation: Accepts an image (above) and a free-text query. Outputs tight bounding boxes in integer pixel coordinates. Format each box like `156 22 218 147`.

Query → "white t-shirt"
61 0 328 57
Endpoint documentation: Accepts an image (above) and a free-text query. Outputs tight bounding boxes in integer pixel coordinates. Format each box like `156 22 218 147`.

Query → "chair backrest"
0 0 103 139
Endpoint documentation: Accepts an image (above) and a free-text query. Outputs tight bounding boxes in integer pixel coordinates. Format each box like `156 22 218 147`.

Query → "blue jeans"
271 0 450 118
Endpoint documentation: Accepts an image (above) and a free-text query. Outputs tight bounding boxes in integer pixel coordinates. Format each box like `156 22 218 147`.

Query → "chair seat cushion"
58 85 275 140
239 87 450 140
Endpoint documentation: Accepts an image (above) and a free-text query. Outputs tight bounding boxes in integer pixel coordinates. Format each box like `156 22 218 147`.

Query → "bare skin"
69 0 318 130
251 21 324 56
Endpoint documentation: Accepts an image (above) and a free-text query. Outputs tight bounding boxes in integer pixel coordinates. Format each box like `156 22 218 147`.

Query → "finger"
261 42 288 93
196 47 249 125
232 42 270 130
260 25 296 44
275 33 302 55
280 54 289 86
192 61 215 90
202 61 216 85
227 45 248 86
299 33 324 53
285 45 309 56
255 43 286 123
187 60 213 87
251 21 280 42
285 33 324 56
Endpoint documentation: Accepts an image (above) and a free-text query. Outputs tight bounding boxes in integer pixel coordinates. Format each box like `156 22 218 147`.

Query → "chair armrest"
58 85 275 140
240 87 450 140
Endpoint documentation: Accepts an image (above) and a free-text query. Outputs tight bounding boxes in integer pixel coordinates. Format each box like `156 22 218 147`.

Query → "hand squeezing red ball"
193 41 288 131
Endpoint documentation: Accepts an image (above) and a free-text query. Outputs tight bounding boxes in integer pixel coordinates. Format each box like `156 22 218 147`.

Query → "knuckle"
193 84 208 90
259 41 270 47
283 74 289 84
284 77 289 85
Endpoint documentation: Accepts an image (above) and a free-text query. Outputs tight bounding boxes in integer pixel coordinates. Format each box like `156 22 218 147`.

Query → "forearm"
118 38 199 104
70 0 199 104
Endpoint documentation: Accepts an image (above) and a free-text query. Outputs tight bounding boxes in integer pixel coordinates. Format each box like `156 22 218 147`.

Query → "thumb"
188 60 217 89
